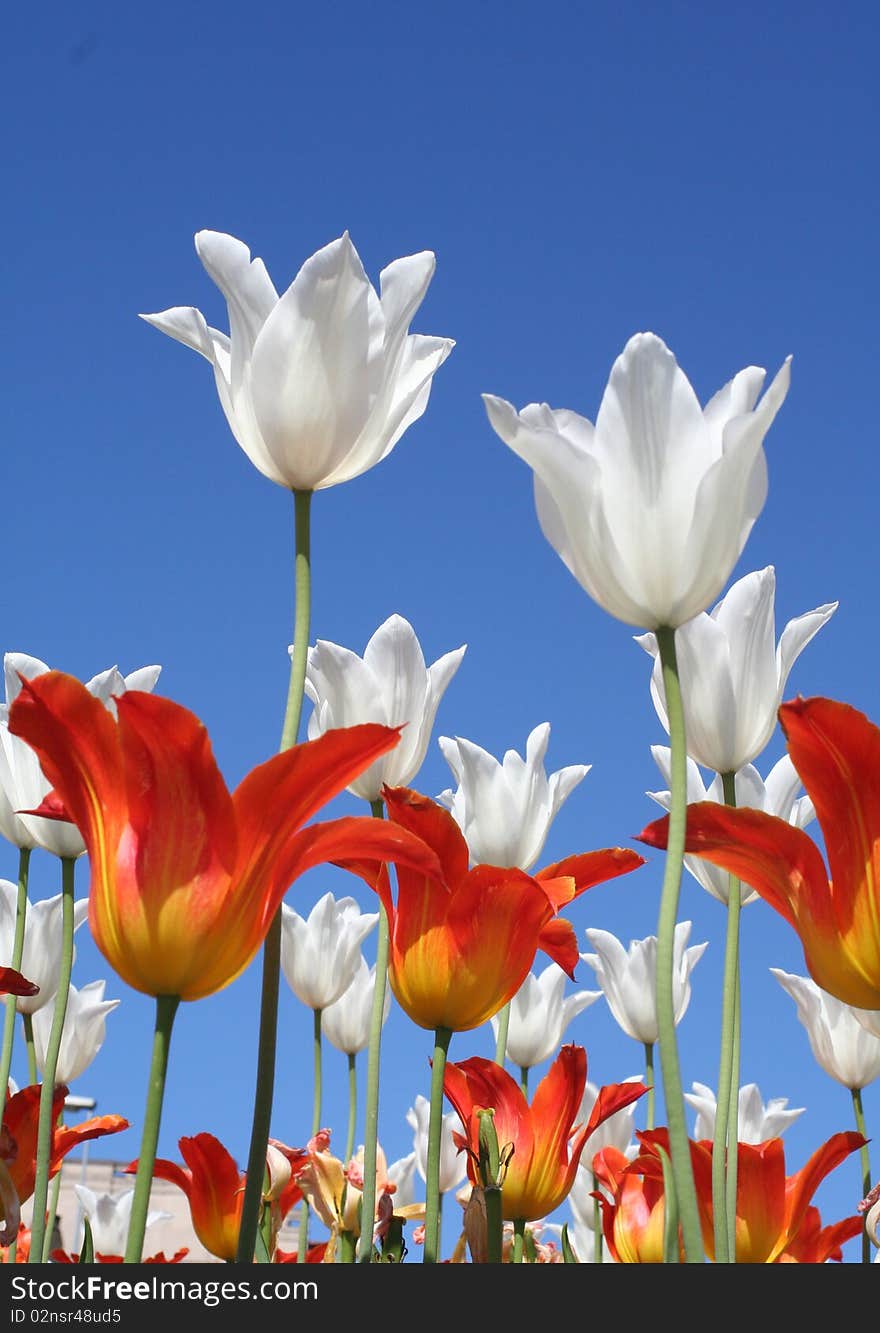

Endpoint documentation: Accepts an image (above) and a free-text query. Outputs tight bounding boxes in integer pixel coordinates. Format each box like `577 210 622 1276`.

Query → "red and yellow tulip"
443 1044 645 1221
592 1144 672 1263
341 786 644 1031
638 696 880 1009
7 671 443 1001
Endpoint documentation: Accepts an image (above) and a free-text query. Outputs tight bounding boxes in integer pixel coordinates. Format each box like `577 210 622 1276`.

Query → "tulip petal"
0 968 38 997
194 230 278 393
779 1131 866 1261
381 786 470 887
536 916 580 978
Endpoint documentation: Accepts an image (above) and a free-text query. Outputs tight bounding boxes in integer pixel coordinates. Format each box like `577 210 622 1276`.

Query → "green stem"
346 1053 357 1164
726 974 741 1255
0 849 30 1117
711 769 741 1264
519 1066 529 1098
237 487 312 1263
296 1007 323 1261
356 796 390 1264
511 1217 525 1263
653 625 704 1264
592 1173 603 1264
852 1087 872 1264
485 1187 503 1264
339 1230 357 1263
494 1002 511 1067
22 1015 36 1085
643 1042 655 1130
423 1026 453 1263
28 857 76 1264
41 1113 64 1262
123 995 180 1262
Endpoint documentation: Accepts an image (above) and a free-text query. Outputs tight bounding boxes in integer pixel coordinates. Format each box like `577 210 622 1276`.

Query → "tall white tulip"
647 750 816 906
437 722 589 870
489 963 600 1071
483 333 790 630
771 970 880 1090
321 958 390 1056
581 923 707 1045
73 1186 171 1258
305 615 465 802
406 1093 465 1196
685 1081 804 1143
0 654 161 857
32 981 120 1086
0 883 89 1015
142 231 454 492
280 893 378 1012
635 567 836 773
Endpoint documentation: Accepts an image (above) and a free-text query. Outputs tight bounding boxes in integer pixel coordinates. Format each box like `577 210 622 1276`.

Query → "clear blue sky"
2 0 878 1260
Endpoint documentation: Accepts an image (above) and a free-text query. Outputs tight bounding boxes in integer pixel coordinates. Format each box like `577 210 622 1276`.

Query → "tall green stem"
296 1007 323 1261
519 1066 529 1097
356 796 390 1264
28 857 76 1264
852 1087 872 1264
511 1218 525 1263
653 626 704 1263
124 995 180 1262
0 849 30 1117
494 1002 511 1066
41 1114 64 1261
22 1015 36 1085
345 1053 357 1164
237 488 312 1263
712 769 741 1264
485 1186 503 1264
423 1026 453 1263
592 1174 603 1264
643 1042 655 1130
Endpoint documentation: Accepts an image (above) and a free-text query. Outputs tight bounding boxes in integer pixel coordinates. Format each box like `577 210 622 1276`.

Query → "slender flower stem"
345 1054 357 1164
237 488 312 1263
41 1113 64 1262
592 1174 602 1264
296 1007 323 1261
0 849 30 1119
726 973 741 1253
494 1002 511 1067
339 1230 357 1263
485 1187 503 1264
511 1218 525 1264
519 1066 529 1098
22 1015 36 1085
852 1087 872 1264
28 857 76 1264
357 796 390 1264
124 995 179 1262
653 625 704 1264
643 1042 655 1130
423 1026 453 1263
711 769 741 1264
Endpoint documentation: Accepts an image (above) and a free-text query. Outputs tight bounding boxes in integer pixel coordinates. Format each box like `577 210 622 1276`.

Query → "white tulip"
280 892 378 1012
771 969 880 1090
647 750 816 906
484 332 790 630
305 615 465 802
636 567 836 773
0 882 89 1014
32 980 120 1085
406 1094 465 1195
489 963 600 1070
74 1185 170 1258
581 922 707 1045
685 1081 804 1143
321 957 390 1056
142 231 454 492
437 722 589 870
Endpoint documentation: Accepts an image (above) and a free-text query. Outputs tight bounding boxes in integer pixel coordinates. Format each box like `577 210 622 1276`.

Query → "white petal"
775 601 838 698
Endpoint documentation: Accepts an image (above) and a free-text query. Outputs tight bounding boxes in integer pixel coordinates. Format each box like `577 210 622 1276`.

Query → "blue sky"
3 0 878 1260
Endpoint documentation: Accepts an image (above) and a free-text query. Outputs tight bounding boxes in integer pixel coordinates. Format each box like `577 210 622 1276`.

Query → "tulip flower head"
0 882 89 1015
406 1094 465 1196
0 654 161 856
73 1185 171 1260
280 892 378 1012
437 722 589 870
636 567 836 773
647 750 815 906
305 615 465 802
321 957 390 1056
489 962 601 1071
340 786 644 1032
771 969 880 1091
444 1044 646 1221
484 333 791 630
2 1084 127 1212
142 231 454 492
638 696 880 1010
581 923 707 1045
685 1081 804 1143
6 671 442 1001
32 980 120 1086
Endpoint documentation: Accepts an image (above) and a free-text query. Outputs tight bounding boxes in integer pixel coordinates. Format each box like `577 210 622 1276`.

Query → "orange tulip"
593 1144 672 1263
638 696 880 1009
443 1044 645 1221
614 1128 866 1263
7 671 443 1001
340 786 644 1031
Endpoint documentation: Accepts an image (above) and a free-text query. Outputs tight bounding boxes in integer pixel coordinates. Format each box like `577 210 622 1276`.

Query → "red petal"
536 916 579 978
0 968 39 998
536 848 646 899
381 787 470 887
